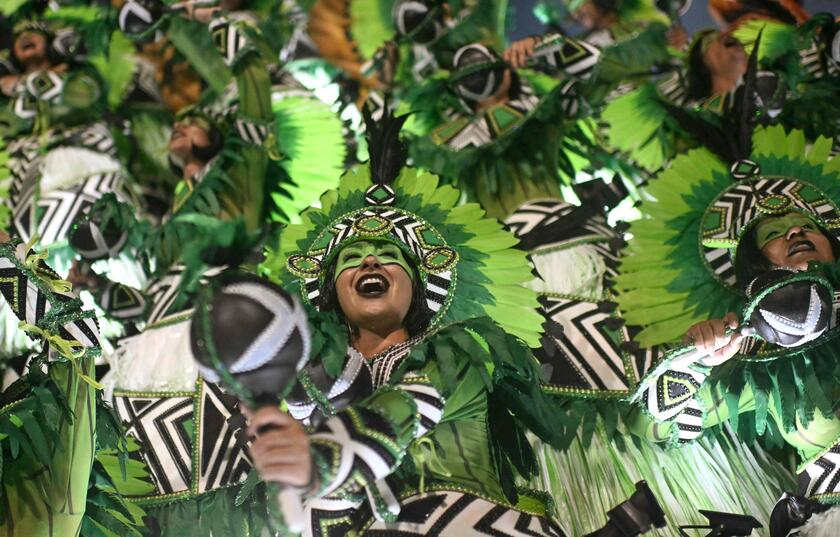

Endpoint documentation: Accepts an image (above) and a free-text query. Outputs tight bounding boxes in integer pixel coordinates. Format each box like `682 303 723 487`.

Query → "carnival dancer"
618 125 840 535
72 16 285 535
62 9 350 534
503 187 793 533
0 13 138 271
243 110 569 535
602 11 840 174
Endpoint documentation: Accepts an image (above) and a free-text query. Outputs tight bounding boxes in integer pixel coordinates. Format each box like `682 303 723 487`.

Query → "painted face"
14 31 49 71
169 116 212 164
334 241 414 335
757 212 835 270
703 31 747 91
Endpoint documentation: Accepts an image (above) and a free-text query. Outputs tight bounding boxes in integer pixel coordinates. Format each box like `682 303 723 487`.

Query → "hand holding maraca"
247 407 316 490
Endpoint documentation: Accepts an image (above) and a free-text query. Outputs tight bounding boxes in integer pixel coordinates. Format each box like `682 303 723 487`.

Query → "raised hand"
682 312 742 366
503 37 537 69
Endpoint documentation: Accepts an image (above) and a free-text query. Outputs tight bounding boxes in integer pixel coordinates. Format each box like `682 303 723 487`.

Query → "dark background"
508 0 840 38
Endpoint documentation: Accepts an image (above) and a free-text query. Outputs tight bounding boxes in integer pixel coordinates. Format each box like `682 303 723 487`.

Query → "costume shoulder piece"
262 112 543 347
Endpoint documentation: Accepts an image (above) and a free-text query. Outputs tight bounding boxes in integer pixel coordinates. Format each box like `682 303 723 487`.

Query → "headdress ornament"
392 0 445 45
450 43 508 103
262 109 543 346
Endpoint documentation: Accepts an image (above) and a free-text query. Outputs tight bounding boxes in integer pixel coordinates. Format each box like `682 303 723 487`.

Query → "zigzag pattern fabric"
530 33 601 79
365 490 568 536
539 295 634 392
113 379 252 497
209 18 248 67
8 122 129 245
435 84 540 151
799 441 840 499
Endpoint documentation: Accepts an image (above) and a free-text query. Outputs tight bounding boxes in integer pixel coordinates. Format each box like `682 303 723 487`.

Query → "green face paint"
333 240 414 281
755 213 819 249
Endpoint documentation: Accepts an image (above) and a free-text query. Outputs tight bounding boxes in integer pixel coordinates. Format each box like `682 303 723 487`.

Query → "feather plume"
362 103 409 186
731 32 762 162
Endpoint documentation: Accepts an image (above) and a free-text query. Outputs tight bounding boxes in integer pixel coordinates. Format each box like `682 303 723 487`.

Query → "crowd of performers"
0 0 839 535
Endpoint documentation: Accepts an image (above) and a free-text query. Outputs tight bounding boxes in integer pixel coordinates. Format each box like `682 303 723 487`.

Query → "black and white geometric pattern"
531 33 600 80
8 123 126 245
114 392 195 494
287 347 371 424
310 407 402 499
295 207 455 316
7 136 42 208
197 382 252 493
637 349 709 424
209 17 248 67
14 170 127 245
145 265 225 326
365 490 567 536
537 295 632 391
395 377 444 437
505 199 621 279
504 200 577 238
701 178 840 286
0 256 50 328
369 337 417 387
13 70 64 120
799 441 840 499
0 255 100 350
657 69 690 107
435 83 539 151
233 117 270 146
113 380 251 497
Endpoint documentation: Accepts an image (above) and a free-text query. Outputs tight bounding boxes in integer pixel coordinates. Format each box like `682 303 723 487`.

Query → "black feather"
731 31 762 162
659 99 731 162
362 102 409 186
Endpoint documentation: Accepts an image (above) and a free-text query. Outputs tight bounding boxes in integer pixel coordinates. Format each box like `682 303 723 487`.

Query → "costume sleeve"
307 377 444 520
634 339 755 446
0 244 100 536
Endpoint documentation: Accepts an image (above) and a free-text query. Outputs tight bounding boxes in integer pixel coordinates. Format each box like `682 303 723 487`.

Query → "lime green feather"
271 94 346 223
349 0 396 59
89 31 137 109
601 84 673 172
732 18 798 62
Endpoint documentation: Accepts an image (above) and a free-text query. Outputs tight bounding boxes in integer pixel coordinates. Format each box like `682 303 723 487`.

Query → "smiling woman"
246 110 568 535
321 240 432 351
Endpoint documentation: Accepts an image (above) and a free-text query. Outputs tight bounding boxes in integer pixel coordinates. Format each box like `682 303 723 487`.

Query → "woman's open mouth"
787 240 816 257
355 274 390 297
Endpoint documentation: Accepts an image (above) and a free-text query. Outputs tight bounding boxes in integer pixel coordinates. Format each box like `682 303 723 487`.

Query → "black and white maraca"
190 274 311 532
70 213 129 261
189 274 311 405
746 268 832 348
